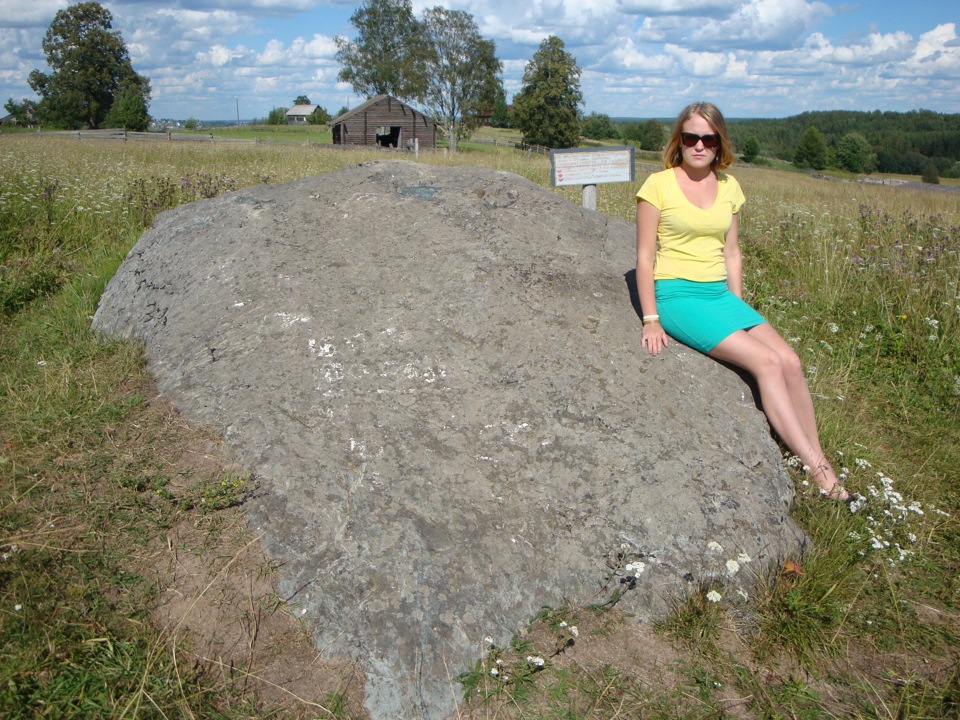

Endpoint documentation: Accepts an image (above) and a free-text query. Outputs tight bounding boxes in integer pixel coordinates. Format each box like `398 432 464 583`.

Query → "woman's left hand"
642 322 669 355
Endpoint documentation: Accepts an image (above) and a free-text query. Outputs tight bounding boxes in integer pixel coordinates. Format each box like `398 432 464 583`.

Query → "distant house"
329 95 436 150
286 104 319 125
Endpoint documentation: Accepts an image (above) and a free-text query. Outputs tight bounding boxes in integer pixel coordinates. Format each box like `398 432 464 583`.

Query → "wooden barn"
329 95 436 149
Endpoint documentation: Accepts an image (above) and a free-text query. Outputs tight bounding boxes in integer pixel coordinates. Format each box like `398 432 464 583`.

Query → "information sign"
549 146 635 187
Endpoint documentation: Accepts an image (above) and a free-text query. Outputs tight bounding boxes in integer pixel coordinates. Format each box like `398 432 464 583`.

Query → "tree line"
726 110 960 180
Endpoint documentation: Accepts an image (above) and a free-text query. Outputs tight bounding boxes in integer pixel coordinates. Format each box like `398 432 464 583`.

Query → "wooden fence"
32 128 442 152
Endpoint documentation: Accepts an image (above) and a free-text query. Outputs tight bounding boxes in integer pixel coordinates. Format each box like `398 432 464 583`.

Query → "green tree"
293 95 311 105
741 136 761 163
103 82 150 130
183 117 198 130
27 2 150 129
308 106 331 125
420 7 502 152
921 164 940 184
489 88 511 128
793 126 828 170
835 131 875 173
512 36 582 149
267 107 288 125
335 0 427 102
581 112 618 140
3 98 38 126
639 119 664 151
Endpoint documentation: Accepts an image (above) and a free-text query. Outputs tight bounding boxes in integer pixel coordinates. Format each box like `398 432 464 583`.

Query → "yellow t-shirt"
636 169 745 282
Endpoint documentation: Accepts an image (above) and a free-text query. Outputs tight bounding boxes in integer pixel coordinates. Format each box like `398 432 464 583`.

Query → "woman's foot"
807 463 849 502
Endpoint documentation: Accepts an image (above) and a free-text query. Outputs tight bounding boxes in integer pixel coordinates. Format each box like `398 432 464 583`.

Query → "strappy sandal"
807 463 850 502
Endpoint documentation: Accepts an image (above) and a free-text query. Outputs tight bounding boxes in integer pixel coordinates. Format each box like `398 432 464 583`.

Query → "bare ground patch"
119 387 370 718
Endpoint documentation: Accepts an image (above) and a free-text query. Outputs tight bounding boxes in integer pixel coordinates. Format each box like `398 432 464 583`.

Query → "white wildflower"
570 626 579 637
725 559 741 576
855 458 872 469
707 541 723 554
625 561 646 576
737 552 752 564
706 590 722 603
827 322 839 333
490 668 499 676
526 656 545 667
483 636 494 646
848 496 867 514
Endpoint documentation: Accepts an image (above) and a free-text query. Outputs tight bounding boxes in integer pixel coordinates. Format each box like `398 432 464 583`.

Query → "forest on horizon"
612 109 960 177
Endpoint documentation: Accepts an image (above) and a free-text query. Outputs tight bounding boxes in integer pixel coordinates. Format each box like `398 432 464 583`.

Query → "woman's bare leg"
744 323 826 458
708 324 847 500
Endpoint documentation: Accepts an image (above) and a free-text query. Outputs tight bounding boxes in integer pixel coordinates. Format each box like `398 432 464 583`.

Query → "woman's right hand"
641 322 669 355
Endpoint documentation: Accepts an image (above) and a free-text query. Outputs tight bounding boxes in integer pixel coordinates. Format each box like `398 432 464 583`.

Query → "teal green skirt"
655 279 766 353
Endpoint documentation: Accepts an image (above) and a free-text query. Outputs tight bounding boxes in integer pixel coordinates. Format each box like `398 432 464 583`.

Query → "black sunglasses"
680 132 720 149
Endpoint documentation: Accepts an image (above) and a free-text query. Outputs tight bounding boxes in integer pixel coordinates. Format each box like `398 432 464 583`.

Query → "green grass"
204 123 333 143
2 132 958 719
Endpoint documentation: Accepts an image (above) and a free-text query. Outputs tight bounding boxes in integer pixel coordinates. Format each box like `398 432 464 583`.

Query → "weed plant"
1 135 958 718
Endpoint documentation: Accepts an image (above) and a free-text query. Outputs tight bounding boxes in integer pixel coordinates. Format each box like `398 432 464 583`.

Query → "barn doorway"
376 126 402 148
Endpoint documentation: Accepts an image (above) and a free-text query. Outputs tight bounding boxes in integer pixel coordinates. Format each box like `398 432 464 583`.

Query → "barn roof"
286 104 319 117
329 95 434 126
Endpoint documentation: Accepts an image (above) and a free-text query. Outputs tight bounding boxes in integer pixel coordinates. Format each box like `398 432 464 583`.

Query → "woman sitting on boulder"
635 101 848 501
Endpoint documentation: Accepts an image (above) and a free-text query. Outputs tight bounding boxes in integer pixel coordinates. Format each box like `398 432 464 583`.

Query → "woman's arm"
637 199 669 355
723 213 743 299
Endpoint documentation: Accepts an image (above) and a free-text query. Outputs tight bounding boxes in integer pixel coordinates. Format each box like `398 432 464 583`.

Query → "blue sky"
1 0 957 121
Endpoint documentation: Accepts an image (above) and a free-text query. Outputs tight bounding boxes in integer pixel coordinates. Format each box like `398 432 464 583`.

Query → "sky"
1 0 958 122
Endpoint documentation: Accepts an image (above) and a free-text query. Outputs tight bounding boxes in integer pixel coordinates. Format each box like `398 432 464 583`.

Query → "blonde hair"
662 102 736 171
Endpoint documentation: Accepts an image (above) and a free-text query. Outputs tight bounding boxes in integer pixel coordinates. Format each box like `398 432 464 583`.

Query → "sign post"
549 146 635 210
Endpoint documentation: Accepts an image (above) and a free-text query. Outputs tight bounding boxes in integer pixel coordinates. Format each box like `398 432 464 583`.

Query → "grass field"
1 133 958 719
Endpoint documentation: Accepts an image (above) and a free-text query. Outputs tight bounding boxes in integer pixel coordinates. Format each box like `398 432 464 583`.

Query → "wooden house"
286 104 318 125
329 95 436 149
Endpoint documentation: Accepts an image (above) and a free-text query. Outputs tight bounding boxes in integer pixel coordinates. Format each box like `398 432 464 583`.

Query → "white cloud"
892 23 960 78
689 0 833 50
607 39 676 74
289 34 338 59
617 0 731 17
665 44 730 77
258 38 289 66
0 0 68 28
197 44 242 67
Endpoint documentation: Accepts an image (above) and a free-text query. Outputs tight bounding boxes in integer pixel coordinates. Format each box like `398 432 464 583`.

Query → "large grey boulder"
93 160 805 720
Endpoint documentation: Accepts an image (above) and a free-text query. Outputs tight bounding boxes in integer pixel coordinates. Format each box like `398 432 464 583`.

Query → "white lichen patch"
309 338 336 357
274 311 311 326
